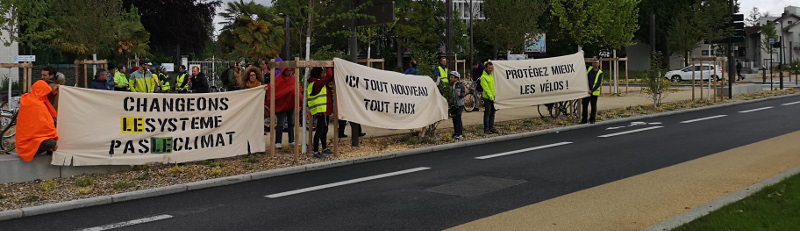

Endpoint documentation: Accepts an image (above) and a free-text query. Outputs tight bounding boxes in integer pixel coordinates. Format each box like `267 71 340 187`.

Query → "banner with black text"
492 52 590 109
52 87 266 166
333 58 449 130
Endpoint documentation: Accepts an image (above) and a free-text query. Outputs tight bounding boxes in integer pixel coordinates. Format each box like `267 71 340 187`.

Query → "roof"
745 26 761 36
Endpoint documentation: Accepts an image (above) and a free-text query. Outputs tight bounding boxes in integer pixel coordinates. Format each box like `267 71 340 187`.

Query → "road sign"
14 55 35 62
770 38 775 45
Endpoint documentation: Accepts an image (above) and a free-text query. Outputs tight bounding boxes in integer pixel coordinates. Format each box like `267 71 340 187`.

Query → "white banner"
333 58 449 130
52 87 266 166
492 52 590 109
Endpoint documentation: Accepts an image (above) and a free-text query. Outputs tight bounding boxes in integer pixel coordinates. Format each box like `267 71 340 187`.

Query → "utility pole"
349 0 360 147
285 16 291 59
469 0 473 70
727 1 733 99
779 22 784 90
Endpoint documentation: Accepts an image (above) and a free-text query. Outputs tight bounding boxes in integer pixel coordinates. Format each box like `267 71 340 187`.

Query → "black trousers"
313 115 329 152
37 138 57 156
452 106 464 136
483 100 496 130
581 95 598 122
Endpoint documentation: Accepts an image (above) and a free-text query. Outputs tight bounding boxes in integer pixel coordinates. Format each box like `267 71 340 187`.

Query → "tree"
760 22 777 55
394 0 443 56
600 0 640 50
641 51 671 106
0 0 56 50
668 11 702 64
218 0 285 62
122 0 222 59
114 6 151 65
550 0 605 50
483 0 547 54
745 7 760 26
50 0 122 58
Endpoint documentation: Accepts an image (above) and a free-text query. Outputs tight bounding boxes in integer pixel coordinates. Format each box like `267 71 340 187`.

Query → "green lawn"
673 172 800 231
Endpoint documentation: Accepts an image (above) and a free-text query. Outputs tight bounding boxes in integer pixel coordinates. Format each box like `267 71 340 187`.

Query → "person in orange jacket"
16 73 59 161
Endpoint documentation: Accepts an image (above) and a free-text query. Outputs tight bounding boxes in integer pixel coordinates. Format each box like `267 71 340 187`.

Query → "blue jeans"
275 110 295 144
483 100 495 130
313 114 328 152
452 106 463 136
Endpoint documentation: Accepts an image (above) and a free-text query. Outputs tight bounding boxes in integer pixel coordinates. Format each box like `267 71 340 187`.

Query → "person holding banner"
129 59 155 93
113 64 129 91
89 69 112 90
404 60 421 75
240 66 263 89
581 58 603 124
450 71 465 139
480 62 498 134
16 78 59 161
307 67 335 158
175 65 191 93
190 66 210 93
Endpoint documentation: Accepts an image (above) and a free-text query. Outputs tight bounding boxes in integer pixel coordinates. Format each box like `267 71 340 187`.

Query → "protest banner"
52 87 266 166
491 52 590 109
333 58 449 130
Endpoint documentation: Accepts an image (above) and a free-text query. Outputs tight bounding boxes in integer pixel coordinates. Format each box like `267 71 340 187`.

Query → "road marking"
598 126 663 138
606 126 626 130
78 215 173 231
475 142 573 160
738 106 773 113
265 167 431 198
781 101 800 106
680 115 727 124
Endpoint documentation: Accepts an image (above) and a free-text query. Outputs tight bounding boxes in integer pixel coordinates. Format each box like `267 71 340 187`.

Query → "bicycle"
538 99 581 119
0 103 18 154
463 80 482 112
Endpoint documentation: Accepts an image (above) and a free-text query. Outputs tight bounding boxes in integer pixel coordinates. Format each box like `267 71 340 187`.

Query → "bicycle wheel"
0 111 17 154
552 102 563 118
464 93 476 112
538 103 558 118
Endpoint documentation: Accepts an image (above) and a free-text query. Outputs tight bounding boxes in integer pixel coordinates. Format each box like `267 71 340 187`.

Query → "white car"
664 64 723 82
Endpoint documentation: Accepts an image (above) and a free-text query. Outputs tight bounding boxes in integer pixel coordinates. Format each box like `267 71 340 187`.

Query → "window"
701 50 709 56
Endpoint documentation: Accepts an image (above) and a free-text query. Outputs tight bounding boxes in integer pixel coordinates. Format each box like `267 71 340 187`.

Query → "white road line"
680 115 727 124
598 126 663 138
78 215 173 231
265 167 431 198
474 142 573 160
739 106 773 113
782 101 800 106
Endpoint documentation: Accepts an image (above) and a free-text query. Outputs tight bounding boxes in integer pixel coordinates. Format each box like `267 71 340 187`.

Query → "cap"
140 58 152 66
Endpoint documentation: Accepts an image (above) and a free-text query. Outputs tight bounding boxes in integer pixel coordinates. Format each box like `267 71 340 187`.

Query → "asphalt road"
3 95 800 231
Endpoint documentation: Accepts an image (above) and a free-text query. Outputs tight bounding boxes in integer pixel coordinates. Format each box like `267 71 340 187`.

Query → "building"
749 6 800 70
453 0 484 21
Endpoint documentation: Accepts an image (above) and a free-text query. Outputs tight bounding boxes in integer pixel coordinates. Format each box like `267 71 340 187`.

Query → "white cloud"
739 0 795 17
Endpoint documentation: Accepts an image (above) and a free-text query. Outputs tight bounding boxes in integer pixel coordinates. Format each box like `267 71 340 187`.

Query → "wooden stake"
293 57 300 163
269 59 276 156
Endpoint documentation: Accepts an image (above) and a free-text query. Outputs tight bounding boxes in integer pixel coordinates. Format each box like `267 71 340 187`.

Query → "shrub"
211 167 222 176
171 164 184 174
75 177 93 187
113 182 136 190
134 173 151 181
79 187 93 194
40 179 56 192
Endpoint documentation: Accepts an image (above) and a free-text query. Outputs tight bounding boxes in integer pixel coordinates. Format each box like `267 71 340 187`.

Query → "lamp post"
278 13 291 59
779 21 783 90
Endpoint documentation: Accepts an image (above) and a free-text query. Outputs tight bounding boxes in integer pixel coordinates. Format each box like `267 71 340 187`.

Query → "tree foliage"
600 0 640 50
642 50 671 106
0 0 56 49
550 0 640 51
114 6 151 64
760 22 777 55
50 0 122 57
483 0 546 53
218 0 284 61
668 11 702 61
394 0 444 55
122 0 221 58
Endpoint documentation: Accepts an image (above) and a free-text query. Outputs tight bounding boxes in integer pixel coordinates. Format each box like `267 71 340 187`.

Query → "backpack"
221 68 232 86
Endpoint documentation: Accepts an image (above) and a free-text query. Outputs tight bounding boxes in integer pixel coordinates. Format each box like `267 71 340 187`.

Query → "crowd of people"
15 56 602 161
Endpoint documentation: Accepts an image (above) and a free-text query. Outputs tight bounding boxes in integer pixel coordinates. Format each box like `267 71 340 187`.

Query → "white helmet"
449 71 460 79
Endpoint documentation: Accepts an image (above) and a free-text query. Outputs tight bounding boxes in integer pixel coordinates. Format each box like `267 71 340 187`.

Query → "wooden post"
700 59 704 100
83 61 88 88
75 60 79 88
624 58 629 93
269 59 276 156
333 81 339 158
293 57 300 163
22 65 28 93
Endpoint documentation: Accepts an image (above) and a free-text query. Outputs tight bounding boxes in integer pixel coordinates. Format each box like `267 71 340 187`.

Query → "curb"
0 93 797 222
643 165 800 231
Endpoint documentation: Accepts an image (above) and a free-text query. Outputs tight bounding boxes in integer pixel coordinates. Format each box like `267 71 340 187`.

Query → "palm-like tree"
114 6 151 65
218 0 284 61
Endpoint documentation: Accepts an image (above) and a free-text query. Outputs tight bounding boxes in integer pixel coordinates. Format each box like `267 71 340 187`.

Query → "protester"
224 62 243 91
240 66 263 89
114 64 129 91
470 61 485 112
264 67 301 148
16 71 59 161
129 59 155 93
105 65 115 90
480 62 498 134
433 57 449 84
89 69 112 90
190 66 209 93
449 71 465 140
306 67 335 158
404 60 420 75
175 65 191 93
41 67 63 110
158 66 172 93
581 58 602 124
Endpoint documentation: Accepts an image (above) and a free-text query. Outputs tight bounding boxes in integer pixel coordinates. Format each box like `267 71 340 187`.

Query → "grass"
75 177 93 187
113 182 136 190
674 173 800 231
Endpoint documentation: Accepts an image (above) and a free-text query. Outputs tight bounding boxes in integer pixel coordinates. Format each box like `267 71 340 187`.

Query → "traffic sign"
14 55 35 62
769 38 775 45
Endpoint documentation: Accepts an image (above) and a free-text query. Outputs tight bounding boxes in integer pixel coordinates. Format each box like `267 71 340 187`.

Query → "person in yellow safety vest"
113 64 129 91
175 65 190 93
433 57 449 85
129 59 155 93
581 58 603 124
158 66 172 92
306 67 334 159
480 61 497 134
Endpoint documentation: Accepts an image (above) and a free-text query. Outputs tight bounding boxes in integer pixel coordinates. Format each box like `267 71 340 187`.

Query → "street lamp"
278 13 290 59
779 21 784 90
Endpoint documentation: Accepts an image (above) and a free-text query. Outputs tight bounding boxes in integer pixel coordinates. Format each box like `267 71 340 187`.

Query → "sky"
739 0 794 17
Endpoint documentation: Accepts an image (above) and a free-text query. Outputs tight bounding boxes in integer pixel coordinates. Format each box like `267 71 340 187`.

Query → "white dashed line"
738 107 773 113
475 142 573 160
781 101 800 106
265 167 431 198
598 126 663 138
77 215 173 231
680 115 727 124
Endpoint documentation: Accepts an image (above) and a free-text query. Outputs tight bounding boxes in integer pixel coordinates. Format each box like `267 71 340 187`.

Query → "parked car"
664 64 723 82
